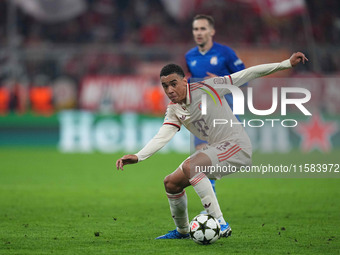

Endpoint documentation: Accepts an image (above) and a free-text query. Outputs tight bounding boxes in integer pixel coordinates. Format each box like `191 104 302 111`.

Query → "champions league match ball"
189 214 221 245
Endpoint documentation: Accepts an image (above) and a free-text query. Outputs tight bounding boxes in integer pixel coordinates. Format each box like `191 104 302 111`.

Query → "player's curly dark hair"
160 64 185 78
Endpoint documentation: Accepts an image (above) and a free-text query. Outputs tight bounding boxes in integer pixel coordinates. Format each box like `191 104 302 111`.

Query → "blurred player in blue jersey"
185 14 246 198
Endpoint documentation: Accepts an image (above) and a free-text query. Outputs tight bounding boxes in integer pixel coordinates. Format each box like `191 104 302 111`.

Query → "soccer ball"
189 214 221 245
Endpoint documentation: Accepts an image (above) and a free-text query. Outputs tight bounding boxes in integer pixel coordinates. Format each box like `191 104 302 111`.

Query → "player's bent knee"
163 174 183 194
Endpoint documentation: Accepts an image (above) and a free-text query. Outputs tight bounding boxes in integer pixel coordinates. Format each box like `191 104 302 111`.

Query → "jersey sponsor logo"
190 60 197 67
192 118 209 137
210 56 218 65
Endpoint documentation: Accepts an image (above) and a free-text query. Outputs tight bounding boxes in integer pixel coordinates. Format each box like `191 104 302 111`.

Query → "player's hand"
204 72 218 79
290 52 308 67
116 154 138 171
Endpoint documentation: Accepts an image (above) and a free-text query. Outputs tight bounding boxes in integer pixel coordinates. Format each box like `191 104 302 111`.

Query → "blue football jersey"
185 42 245 112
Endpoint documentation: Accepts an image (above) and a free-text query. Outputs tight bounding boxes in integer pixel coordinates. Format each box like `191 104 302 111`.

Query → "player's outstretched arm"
115 124 178 171
116 154 138 171
228 51 308 88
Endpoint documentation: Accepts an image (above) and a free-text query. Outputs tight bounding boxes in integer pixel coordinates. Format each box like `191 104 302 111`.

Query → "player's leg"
182 153 223 219
194 136 217 206
156 168 191 239
182 151 232 238
164 168 191 234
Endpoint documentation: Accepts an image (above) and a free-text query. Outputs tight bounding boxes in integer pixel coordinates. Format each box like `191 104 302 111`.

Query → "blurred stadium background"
0 0 339 154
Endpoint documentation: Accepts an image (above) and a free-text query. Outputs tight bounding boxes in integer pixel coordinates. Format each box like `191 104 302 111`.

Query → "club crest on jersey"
210 56 218 65
179 115 186 120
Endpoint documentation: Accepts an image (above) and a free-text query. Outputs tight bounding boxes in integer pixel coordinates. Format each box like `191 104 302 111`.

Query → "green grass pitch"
0 147 339 254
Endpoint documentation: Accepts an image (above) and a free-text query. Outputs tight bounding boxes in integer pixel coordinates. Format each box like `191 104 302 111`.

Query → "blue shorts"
194 136 208 147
